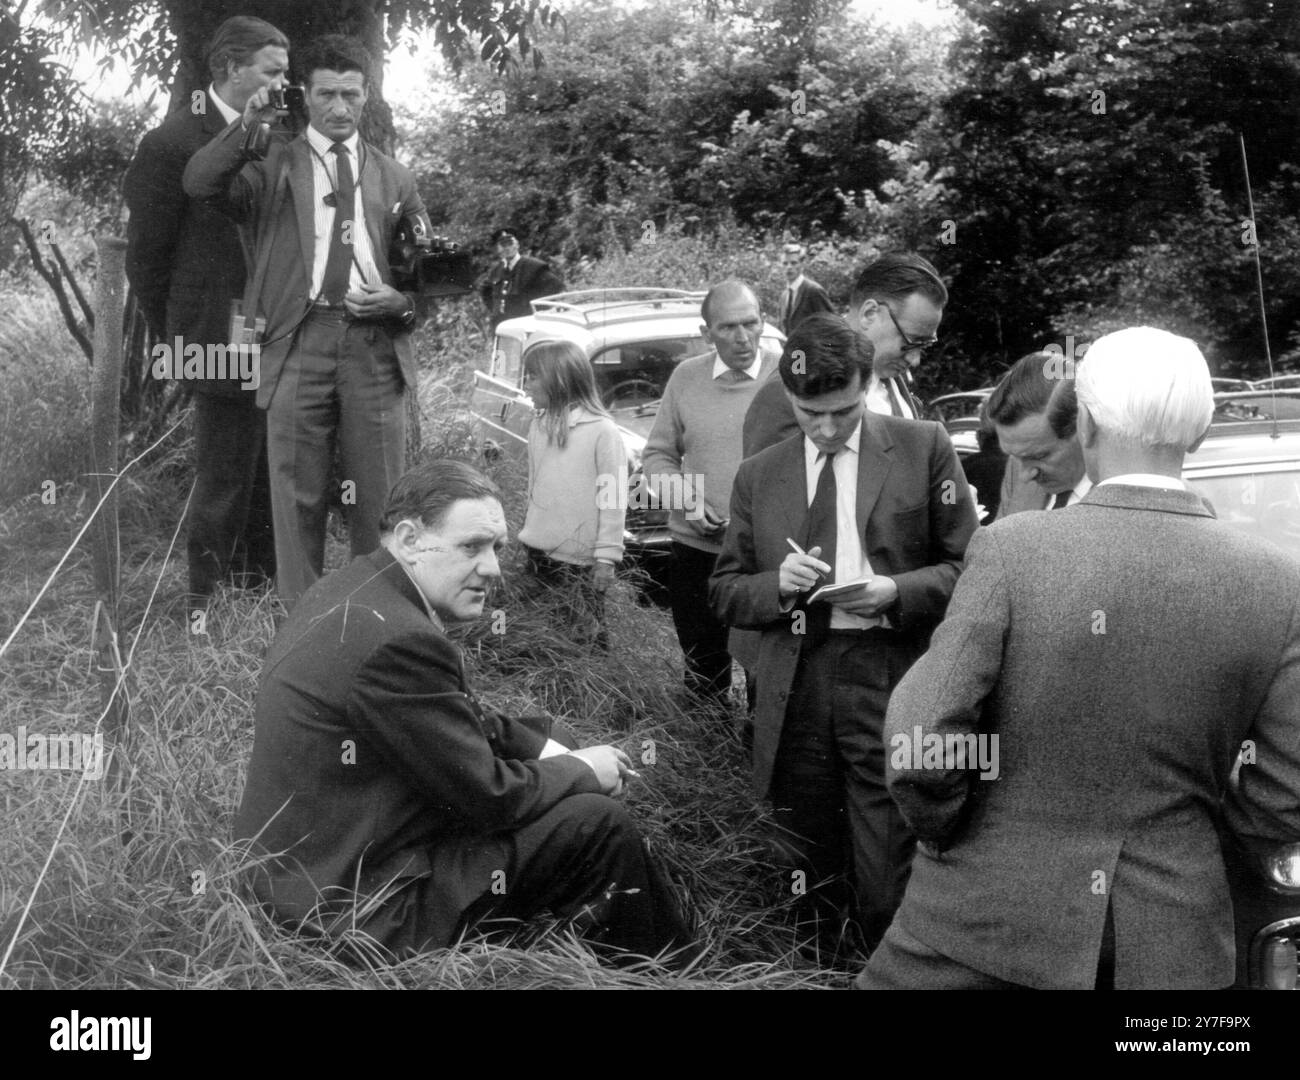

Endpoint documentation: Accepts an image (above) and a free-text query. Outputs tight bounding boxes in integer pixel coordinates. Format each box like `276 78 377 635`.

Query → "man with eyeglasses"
743 253 947 456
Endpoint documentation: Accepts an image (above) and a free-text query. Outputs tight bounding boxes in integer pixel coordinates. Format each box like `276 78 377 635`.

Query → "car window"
590 338 708 409
489 335 523 383
1186 468 1300 560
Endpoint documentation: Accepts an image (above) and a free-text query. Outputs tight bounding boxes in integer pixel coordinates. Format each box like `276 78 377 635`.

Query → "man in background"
743 252 945 457
860 327 1300 989
124 15 286 606
987 351 1090 516
776 242 834 336
642 280 781 704
479 228 564 330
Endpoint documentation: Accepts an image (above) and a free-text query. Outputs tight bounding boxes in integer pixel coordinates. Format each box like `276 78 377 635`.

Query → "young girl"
517 342 628 646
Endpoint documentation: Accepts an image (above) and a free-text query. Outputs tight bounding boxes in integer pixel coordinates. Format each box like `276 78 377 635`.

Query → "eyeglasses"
880 303 939 357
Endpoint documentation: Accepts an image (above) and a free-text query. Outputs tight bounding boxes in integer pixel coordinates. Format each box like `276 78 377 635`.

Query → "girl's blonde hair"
523 341 611 448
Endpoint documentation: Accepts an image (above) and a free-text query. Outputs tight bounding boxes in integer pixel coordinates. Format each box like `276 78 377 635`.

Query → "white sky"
64 0 957 115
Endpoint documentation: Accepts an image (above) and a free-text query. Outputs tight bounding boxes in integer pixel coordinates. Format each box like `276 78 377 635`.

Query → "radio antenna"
1238 135 1279 438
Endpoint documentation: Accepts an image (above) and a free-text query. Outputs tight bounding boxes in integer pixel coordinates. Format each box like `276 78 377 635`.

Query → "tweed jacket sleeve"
1223 582 1300 845
883 525 1009 847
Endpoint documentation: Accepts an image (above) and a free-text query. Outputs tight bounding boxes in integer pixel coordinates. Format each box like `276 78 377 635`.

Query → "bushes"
0 289 91 507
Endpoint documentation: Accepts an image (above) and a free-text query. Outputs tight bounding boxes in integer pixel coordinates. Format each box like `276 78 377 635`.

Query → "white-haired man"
857 327 1300 990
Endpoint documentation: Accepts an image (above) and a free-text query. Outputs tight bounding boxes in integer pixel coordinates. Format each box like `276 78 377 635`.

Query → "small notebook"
807 578 872 604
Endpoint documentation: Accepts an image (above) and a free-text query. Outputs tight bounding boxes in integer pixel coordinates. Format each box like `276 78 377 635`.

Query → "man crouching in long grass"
234 459 693 965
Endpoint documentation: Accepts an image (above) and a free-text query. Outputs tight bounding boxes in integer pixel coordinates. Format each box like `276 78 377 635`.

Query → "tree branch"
50 240 95 326
10 216 93 362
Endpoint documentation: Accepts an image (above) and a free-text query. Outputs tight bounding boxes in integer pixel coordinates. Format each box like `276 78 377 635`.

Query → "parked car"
471 287 785 592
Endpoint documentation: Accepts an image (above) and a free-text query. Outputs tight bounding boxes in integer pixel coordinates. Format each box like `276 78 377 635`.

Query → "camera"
389 211 476 297
267 85 306 113
239 85 305 161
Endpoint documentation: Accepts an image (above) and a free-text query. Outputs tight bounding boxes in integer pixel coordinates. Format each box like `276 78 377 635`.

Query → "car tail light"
1266 843 1300 890
1261 936 1298 990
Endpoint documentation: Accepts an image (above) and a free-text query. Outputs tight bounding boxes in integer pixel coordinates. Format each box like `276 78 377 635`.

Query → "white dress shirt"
803 422 884 629
1098 473 1187 491
306 125 381 300
1046 473 1095 508
865 374 917 419
209 84 241 125
711 351 764 381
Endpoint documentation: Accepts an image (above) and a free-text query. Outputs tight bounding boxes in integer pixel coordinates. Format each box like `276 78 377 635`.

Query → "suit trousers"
669 541 732 701
267 309 406 607
363 793 694 965
187 390 276 598
769 629 920 952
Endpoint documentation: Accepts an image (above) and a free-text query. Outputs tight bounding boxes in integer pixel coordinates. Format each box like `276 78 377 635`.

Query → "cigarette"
786 537 805 555
623 769 641 779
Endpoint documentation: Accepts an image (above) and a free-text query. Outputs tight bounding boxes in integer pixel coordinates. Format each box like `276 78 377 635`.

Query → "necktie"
802 451 837 643
322 143 355 305
782 286 795 329
1051 489 1070 509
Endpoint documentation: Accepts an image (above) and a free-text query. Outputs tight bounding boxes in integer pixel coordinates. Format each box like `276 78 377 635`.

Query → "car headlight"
1266 843 1300 890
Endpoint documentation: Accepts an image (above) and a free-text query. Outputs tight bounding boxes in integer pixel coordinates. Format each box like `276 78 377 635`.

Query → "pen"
787 537 828 579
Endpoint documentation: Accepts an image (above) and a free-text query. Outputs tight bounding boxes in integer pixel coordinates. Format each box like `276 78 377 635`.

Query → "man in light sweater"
642 281 782 703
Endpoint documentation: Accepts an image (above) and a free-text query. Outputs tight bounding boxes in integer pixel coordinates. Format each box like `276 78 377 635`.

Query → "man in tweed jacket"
858 326 1300 989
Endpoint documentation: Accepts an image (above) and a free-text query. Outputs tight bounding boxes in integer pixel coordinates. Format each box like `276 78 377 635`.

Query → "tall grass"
0 289 845 990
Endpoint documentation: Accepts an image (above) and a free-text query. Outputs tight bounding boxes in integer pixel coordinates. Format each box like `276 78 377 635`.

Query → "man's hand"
779 545 831 600
685 504 728 539
591 560 616 592
568 745 634 797
344 282 411 320
825 575 899 618
240 84 286 130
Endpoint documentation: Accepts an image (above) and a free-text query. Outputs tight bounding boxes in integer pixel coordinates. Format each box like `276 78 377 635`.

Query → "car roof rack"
1212 389 1300 423
529 288 707 327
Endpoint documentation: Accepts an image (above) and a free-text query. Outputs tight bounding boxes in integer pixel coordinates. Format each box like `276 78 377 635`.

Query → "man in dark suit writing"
710 314 978 957
124 15 285 605
185 34 426 606
858 326 1300 989
235 459 692 962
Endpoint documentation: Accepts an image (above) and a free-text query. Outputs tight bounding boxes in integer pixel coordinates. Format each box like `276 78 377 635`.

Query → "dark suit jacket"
183 123 426 408
234 547 601 947
741 371 923 458
123 95 262 399
480 255 564 325
883 484 1300 989
710 413 978 796
779 276 835 335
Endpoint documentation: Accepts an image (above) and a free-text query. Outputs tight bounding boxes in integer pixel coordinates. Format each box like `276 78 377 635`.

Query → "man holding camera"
124 15 287 606
185 34 426 607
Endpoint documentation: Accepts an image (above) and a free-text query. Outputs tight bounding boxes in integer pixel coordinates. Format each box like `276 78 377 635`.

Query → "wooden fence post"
89 237 129 756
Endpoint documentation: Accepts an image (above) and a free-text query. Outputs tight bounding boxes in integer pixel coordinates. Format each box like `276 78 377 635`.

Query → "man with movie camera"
185 34 429 607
